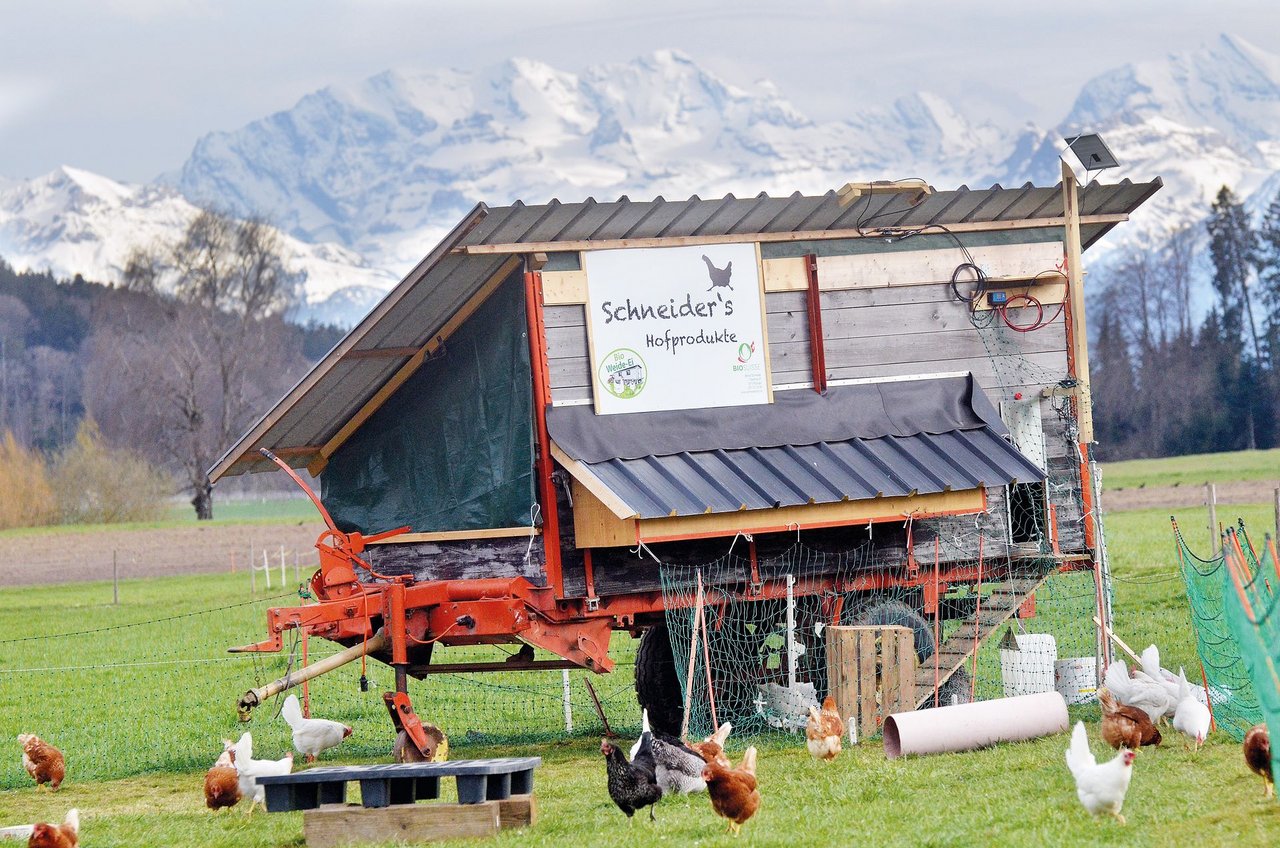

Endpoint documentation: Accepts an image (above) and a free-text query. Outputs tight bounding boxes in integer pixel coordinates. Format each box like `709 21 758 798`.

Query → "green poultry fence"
1172 517 1265 741
1220 524 1280 797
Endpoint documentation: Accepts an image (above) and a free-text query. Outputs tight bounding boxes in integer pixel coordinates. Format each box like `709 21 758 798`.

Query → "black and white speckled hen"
602 735 662 821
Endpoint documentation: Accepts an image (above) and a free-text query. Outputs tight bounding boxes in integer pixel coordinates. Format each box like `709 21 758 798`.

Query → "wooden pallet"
913 570 1055 709
258 758 541 811
302 796 537 848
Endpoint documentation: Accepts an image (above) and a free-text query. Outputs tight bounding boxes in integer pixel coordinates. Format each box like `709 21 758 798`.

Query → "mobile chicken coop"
213 170 1161 754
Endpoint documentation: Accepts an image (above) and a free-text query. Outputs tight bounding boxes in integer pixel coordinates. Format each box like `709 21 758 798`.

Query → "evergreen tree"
1256 190 1280 363
1207 186 1260 357
1091 295 1138 455
1206 186 1260 448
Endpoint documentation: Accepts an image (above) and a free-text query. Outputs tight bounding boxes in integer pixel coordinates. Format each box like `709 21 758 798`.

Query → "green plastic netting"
1221 525 1280 798
1173 518 1265 740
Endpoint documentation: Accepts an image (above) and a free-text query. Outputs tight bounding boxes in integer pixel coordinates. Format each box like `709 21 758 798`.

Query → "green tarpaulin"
321 271 535 534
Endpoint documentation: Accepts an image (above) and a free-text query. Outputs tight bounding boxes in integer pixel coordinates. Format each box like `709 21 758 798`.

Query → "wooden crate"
826 625 916 739
303 796 536 848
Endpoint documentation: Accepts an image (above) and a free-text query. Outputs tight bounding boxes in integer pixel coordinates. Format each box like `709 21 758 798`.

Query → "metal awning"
547 376 1044 520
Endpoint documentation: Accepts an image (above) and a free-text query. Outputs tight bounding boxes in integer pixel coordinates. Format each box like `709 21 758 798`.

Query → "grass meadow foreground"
1 462 1279 845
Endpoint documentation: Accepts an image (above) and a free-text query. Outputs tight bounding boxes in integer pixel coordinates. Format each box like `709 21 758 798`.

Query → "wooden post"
697 572 718 730
680 577 704 740
1273 486 1279 543
280 544 287 586
112 550 119 605
1061 160 1093 442
826 625 915 741
561 669 573 734
301 630 311 718
1207 483 1219 558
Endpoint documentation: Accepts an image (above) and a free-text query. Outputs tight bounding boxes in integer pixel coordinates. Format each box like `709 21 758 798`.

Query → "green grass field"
1 453 1279 845
1101 447 1280 491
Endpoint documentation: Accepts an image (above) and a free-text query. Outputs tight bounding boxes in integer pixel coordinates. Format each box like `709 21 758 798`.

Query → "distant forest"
0 254 345 494
1090 186 1280 460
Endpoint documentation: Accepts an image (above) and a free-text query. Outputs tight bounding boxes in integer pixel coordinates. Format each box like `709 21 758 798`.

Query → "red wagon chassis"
233 448 1089 756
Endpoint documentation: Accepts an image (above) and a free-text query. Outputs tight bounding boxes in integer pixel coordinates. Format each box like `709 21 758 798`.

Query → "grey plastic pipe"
883 691 1068 759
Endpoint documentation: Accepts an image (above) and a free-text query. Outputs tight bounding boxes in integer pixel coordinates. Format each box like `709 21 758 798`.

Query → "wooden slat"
303 802 500 848
858 628 876 739
815 241 1065 291
367 527 537 545
342 346 422 360
455 213 1129 255
542 269 587 304
896 628 915 714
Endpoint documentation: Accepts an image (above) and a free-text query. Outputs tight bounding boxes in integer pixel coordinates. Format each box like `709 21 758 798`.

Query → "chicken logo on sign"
702 254 733 290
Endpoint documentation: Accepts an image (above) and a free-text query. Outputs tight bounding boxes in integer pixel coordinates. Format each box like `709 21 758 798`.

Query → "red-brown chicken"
18 734 64 791
204 742 241 811
702 746 760 835
806 696 845 762
1099 689 1161 751
26 808 77 848
1244 723 1273 798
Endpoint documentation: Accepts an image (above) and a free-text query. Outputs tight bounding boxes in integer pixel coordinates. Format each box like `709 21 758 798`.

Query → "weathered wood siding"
361 537 546 585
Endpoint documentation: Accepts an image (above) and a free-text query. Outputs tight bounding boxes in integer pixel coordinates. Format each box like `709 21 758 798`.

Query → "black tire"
849 599 935 663
635 623 684 737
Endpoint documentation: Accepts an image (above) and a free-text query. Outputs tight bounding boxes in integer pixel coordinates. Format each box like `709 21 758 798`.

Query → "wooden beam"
308 255 521 476
366 526 539 545
1061 161 1093 442
454 214 1129 256
837 180 932 207
341 346 422 360
269 445 324 457
636 489 986 542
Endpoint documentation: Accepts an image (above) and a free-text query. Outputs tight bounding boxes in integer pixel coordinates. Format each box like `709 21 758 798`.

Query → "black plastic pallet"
257 757 542 811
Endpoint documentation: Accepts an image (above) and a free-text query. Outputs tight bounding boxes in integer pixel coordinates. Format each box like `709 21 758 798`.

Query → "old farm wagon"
213 168 1161 753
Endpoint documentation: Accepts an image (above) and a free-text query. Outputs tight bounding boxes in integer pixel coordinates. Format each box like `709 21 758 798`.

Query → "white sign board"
584 242 770 415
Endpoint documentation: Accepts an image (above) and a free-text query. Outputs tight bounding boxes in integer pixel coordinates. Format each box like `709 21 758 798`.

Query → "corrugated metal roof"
210 178 1161 481
584 429 1043 519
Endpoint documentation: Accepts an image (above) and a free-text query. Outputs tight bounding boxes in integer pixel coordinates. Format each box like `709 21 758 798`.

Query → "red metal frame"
525 268 563 597
804 253 828 392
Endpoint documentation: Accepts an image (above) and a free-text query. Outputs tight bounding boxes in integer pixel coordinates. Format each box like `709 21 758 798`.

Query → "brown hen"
204 742 241 810
1244 724 1273 798
702 746 759 836
27 808 77 848
18 734 64 791
1100 688 1161 750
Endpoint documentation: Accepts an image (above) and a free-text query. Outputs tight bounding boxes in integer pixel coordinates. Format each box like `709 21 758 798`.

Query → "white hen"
1104 661 1173 725
282 693 352 761
1065 721 1136 824
1172 668 1212 752
1138 645 1181 719
231 731 294 813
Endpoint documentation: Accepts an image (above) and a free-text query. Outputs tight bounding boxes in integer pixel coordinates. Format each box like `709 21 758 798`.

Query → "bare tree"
88 208 305 519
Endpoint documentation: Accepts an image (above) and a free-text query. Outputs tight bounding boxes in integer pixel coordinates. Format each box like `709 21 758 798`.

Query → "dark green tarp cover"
321 271 534 534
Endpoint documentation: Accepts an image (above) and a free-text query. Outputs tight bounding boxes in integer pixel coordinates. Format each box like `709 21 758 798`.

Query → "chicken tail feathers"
281 693 303 729
63 808 79 836
1065 721 1095 776
741 746 758 776
1104 661 1131 701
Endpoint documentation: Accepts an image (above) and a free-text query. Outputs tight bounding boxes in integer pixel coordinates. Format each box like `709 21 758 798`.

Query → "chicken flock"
10 691 362 844
6 638 1277 842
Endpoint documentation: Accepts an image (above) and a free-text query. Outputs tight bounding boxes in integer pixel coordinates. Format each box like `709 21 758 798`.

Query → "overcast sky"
2 1 1278 184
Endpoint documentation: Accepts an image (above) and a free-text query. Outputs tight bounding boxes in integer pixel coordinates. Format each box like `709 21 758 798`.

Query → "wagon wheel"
634 623 684 737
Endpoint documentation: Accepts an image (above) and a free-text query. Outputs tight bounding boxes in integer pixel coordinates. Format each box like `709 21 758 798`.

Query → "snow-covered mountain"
0 167 396 324
173 50 1018 273
5 39 1280 327
996 34 1280 245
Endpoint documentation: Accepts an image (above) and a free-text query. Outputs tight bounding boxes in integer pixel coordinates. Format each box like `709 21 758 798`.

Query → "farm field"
0 453 1278 845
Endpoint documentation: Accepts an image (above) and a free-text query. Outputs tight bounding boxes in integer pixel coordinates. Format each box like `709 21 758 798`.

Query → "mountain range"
4 35 1280 326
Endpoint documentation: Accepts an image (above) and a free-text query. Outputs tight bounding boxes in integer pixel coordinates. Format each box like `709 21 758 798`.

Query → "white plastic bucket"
999 633 1057 697
1054 657 1098 705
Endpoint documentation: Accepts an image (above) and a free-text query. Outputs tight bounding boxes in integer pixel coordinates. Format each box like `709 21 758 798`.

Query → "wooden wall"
538 240 1085 586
